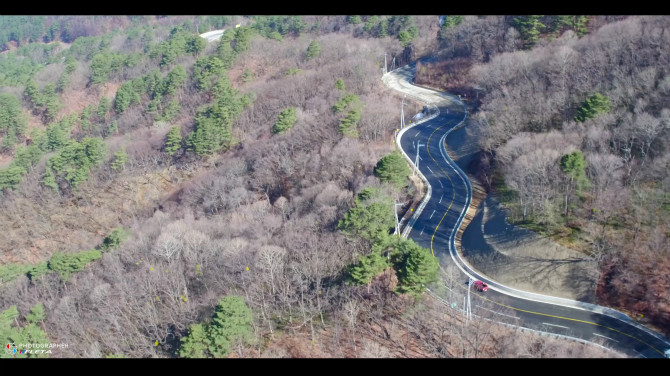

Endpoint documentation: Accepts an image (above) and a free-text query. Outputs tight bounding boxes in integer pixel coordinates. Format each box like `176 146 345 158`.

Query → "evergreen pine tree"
114 83 134 113
107 121 118 137
27 261 49 280
338 108 361 138
48 250 102 282
165 126 182 156
272 108 297 134
335 78 346 91
97 97 110 120
0 166 26 191
179 323 210 358
513 15 546 47
24 80 44 108
306 40 321 60
111 149 128 171
394 239 438 296
338 188 395 243
100 227 130 251
26 303 45 324
575 93 611 122
560 150 590 196
0 305 50 358
179 296 254 358
443 15 464 29
206 296 254 358
374 151 410 188
348 251 389 286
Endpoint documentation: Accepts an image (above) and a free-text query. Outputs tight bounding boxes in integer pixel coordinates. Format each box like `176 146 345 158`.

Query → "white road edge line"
417 73 670 349
477 306 520 320
543 323 569 329
385 66 670 353
593 333 619 343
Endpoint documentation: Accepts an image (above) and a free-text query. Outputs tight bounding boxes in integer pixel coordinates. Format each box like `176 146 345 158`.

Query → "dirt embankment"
447 118 598 303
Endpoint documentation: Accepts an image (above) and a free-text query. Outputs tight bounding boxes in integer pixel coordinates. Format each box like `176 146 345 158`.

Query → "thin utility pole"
466 277 473 321
394 200 400 236
414 142 424 176
391 200 404 260
394 201 404 236
384 53 388 75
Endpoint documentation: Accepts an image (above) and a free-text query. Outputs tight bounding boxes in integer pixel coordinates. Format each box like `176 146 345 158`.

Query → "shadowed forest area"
0 15 643 358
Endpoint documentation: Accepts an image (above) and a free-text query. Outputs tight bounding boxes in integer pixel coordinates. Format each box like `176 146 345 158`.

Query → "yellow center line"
467 288 665 356
424 117 457 258
415 102 664 357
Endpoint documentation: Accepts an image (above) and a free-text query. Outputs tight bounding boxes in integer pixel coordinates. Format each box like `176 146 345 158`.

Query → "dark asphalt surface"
392 63 670 358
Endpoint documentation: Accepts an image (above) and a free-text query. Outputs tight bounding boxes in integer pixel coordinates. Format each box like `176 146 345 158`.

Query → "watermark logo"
6 343 17 355
5 342 67 356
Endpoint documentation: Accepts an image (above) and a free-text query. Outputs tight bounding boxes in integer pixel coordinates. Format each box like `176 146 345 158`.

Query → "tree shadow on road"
461 198 512 271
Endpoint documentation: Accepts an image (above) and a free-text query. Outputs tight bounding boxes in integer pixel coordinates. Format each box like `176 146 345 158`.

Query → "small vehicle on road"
472 280 488 292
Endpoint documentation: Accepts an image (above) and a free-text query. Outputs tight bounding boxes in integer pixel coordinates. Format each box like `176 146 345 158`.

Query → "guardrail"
425 287 624 357
382 63 670 351
434 95 670 347
383 70 440 238
383 67 449 238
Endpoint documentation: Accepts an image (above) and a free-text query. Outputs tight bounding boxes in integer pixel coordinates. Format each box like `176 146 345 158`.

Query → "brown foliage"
0 16 629 359
467 16 670 332
414 57 473 92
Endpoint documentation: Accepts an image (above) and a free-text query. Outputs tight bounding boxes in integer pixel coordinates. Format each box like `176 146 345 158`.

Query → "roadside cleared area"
199 29 226 42
382 62 670 357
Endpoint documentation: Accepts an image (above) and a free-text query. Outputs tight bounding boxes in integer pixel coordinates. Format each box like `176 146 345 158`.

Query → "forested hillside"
474 16 670 334
0 15 625 358
417 15 670 335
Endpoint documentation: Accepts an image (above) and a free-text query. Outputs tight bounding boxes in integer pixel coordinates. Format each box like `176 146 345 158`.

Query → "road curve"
199 29 226 42
383 62 670 358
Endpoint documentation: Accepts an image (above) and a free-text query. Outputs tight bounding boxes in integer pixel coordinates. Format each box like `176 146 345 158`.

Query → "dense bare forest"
417 16 670 336
0 15 647 358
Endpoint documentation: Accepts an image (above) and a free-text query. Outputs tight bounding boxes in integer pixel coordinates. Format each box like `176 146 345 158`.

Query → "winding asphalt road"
384 62 670 358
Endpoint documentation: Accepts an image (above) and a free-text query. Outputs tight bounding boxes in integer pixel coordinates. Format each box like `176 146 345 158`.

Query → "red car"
473 280 489 292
